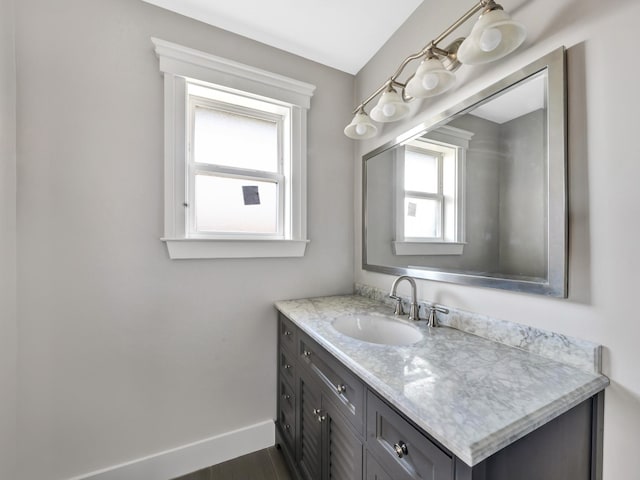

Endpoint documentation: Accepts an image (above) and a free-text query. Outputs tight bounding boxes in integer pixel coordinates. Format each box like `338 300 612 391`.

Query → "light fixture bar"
351 0 508 115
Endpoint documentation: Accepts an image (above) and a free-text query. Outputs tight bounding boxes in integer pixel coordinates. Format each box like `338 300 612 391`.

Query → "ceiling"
141 0 424 75
471 73 546 124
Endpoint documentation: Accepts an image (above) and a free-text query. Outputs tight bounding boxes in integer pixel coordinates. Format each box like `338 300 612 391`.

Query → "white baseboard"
69 420 275 480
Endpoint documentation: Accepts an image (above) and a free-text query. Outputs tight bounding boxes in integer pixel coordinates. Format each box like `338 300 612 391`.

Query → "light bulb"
355 124 367 136
479 28 502 52
422 73 440 90
382 103 397 118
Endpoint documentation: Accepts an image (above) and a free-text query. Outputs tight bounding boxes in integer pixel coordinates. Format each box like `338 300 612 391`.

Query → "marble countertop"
275 294 609 467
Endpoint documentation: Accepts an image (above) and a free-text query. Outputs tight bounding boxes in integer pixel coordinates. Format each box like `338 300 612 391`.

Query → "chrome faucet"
389 275 419 321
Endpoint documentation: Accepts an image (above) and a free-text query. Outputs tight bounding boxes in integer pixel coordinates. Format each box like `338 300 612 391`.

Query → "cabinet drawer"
279 348 296 385
279 378 296 414
299 333 365 433
279 314 297 353
278 403 296 452
366 391 453 480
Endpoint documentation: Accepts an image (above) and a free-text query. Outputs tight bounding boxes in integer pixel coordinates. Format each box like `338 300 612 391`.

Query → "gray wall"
498 109 547 278
0 0 17 478
14 0 354 478
354 1 640 478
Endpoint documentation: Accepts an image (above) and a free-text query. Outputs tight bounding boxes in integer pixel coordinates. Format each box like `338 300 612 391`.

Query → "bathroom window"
393 126 472 256
153 38 315 259
187 84 287 239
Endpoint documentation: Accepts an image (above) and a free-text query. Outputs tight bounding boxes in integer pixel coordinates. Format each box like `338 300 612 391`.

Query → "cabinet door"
298 368 323 480
323 398 363 480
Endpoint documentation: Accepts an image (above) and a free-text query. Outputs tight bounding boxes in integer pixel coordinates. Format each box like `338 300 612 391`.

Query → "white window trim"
152 38 315 259
393 125 474 256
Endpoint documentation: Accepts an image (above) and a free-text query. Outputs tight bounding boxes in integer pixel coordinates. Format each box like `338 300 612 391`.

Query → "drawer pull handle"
283 330 292 336
394 441 408 458
303 350 312 358
335 384 346 394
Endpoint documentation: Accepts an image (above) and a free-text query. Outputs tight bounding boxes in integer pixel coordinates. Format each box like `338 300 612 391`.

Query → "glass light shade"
344 111 378 139
457 9 526 65
370 88 409 122
405 57 456 98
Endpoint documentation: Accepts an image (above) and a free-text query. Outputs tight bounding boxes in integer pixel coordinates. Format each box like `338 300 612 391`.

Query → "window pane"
193 106 278 172
405 149 438 193
404 197 441 238
195 174 279 234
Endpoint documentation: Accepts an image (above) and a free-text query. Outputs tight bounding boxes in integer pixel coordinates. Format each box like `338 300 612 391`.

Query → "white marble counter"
275 294 609 467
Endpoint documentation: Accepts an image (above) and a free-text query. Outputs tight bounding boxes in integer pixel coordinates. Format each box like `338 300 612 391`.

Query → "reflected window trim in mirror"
362 48 567 297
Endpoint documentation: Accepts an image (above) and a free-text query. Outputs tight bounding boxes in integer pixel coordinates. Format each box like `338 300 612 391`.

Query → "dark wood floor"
172 446 292 480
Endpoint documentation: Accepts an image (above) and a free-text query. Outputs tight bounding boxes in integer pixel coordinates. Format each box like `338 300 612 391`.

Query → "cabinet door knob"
336 384 346 394
394 441 408 458
282 394 291 400
283 330 292 336
303 350 312 358
283 364 291 369
312 408 326 422
284 424 291 430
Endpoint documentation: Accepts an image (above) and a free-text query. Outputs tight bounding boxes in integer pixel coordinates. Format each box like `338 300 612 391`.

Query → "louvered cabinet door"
323 398 364 480
298 368 323 480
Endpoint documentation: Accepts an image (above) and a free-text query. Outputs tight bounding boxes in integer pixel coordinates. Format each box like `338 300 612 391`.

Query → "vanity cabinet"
276 313 603 480
278 314 364 480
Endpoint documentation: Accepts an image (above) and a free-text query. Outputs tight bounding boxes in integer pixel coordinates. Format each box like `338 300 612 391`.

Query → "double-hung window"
187 84 288 239
153 38 315 259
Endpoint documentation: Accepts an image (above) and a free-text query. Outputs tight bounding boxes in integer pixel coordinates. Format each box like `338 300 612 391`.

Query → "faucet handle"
389 295 404 315
421 303 449 327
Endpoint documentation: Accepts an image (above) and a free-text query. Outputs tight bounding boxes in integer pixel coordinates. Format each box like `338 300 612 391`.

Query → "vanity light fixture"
370 84 410 122
343 108 378 139
344 0 526 140
405 52 456 98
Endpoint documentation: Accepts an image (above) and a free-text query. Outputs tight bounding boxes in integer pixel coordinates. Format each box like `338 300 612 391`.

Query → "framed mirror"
363 48 567 296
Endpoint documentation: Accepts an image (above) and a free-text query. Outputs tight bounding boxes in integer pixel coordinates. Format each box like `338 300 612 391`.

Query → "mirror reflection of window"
392 126 472 256
403 146 443 239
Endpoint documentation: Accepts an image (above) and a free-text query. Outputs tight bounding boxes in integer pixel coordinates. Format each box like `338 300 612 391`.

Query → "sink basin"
331 314 423 346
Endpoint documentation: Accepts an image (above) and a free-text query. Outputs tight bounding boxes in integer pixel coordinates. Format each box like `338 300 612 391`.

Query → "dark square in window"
242 185 261 205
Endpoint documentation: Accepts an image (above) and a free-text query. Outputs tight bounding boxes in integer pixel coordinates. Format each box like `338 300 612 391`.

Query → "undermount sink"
331 314 423 346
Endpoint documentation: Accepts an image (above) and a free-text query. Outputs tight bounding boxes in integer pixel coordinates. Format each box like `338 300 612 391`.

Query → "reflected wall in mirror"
363 48 567 296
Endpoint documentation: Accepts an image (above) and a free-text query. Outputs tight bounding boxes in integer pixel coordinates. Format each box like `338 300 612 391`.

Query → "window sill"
392 241 465 256
162 238 309 259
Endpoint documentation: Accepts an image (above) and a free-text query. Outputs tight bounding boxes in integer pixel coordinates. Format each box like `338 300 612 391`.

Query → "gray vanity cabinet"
275 313 603 480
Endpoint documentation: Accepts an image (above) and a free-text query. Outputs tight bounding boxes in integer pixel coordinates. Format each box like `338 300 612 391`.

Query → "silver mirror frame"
362 47 567 297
